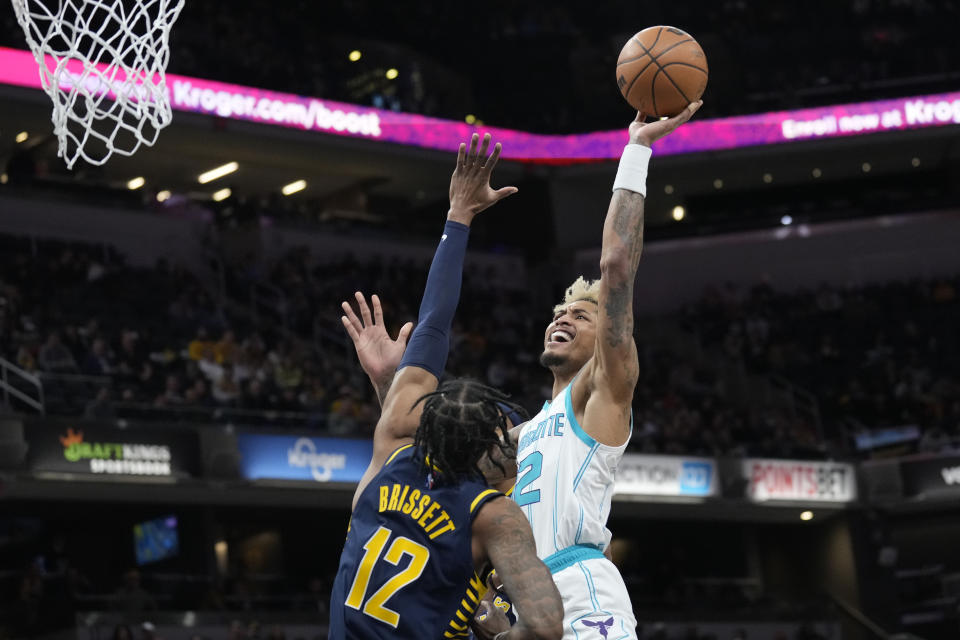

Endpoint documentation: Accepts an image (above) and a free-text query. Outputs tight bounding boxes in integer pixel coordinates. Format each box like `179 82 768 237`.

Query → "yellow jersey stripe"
470 489 500 513
385 443 414 466
504 483 515 497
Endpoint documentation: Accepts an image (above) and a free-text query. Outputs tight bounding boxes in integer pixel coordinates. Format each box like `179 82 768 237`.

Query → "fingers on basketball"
670 100 703 127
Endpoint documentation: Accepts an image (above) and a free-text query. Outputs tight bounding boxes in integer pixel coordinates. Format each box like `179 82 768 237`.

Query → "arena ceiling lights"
197 161 238 184
281 179 306 196
212 188 232 202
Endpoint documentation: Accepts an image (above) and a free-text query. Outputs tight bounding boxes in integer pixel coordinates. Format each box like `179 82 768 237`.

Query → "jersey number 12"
344 525 430 627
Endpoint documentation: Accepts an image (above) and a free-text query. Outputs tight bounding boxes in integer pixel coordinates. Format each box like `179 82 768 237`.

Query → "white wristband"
612 143 651 196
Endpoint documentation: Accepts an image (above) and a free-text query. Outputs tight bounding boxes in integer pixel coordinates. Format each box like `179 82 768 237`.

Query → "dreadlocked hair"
412 378 529 486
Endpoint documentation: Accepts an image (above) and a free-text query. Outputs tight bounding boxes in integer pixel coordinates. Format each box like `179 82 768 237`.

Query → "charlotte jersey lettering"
329 444 500 639
514 379 629 556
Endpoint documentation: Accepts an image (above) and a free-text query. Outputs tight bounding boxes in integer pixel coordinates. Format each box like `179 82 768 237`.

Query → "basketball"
616 26 709 117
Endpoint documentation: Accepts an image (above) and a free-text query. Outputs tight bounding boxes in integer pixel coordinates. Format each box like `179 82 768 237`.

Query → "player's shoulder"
471 490 522 534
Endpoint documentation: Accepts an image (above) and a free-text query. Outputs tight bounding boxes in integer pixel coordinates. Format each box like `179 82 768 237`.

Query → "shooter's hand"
629 100 702 147
448 132 518 224
341 292 413 401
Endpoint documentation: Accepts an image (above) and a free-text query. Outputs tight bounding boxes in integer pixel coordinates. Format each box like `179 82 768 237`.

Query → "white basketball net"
11 0 184 168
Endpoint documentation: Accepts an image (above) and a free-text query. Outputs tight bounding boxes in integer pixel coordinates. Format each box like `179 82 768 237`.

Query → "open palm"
341 292 413 384
629 100 702 147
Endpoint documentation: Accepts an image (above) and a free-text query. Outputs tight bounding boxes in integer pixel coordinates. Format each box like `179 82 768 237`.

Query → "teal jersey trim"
564 382 597 448
542 544 605 574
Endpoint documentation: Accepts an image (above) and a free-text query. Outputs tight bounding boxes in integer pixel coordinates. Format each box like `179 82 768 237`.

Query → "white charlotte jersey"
513 378 629 558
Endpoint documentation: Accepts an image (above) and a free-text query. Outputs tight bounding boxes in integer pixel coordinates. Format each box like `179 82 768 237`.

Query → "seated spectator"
241 379 269 410
16 342 38 372
82 337 114 375
156 375 184 405
213 364 241 405
327 386 360 435
83 387 115 419
214 329 238 364
112 624 134 640
112 568 156 612
114 331 142 379
198 345 224 383
37 332 78 373
273 355 303 390
184 378 212 406
187 327 214 361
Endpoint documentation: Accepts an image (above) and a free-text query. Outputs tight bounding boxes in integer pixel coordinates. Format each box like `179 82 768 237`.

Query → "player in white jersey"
340 104 701 640
492 101 703 640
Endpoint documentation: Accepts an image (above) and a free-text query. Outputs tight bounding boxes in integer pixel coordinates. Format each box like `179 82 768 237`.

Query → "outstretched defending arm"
345 133 517 509
579 102 702 446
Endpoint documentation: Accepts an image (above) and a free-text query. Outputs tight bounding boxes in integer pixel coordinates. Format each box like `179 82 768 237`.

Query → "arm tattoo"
611 190 645 266
604 280 631 348
485 505 562 638
603 190 644 348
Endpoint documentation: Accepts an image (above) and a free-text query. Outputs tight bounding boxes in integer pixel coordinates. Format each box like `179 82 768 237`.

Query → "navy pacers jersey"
329 444 502 640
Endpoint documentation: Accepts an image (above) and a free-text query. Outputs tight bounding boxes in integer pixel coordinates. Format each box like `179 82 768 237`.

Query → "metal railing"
826 591 896 640
0 356 45 414
112 401 316 428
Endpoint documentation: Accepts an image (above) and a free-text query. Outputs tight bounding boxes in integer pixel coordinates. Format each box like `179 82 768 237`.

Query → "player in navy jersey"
341 289 524 638
329 134 562 640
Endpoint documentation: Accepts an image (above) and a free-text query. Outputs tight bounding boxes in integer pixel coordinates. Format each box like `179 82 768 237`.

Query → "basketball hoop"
11 0 185 169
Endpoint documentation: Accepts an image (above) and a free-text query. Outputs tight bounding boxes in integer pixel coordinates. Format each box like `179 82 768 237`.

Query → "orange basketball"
616 26 709 118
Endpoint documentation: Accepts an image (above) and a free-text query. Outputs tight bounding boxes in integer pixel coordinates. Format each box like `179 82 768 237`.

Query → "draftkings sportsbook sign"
743 458 856 503
25 422 200 477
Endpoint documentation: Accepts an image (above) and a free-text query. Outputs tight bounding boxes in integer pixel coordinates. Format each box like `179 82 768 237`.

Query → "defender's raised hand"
629 100 702 147
448 132 518 224
340 292 413 405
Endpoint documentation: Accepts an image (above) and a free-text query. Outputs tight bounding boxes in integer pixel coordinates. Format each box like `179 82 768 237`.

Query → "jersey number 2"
344 526 430 628
514 451 543 506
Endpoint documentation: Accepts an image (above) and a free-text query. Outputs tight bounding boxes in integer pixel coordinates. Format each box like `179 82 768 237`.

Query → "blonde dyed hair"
553 276 601 315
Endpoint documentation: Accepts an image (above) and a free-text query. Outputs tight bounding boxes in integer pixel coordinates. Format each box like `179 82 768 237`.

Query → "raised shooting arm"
579 102 702 446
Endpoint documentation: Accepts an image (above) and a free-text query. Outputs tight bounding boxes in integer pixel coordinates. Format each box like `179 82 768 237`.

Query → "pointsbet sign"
743 458 856 503
26 422 199 478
